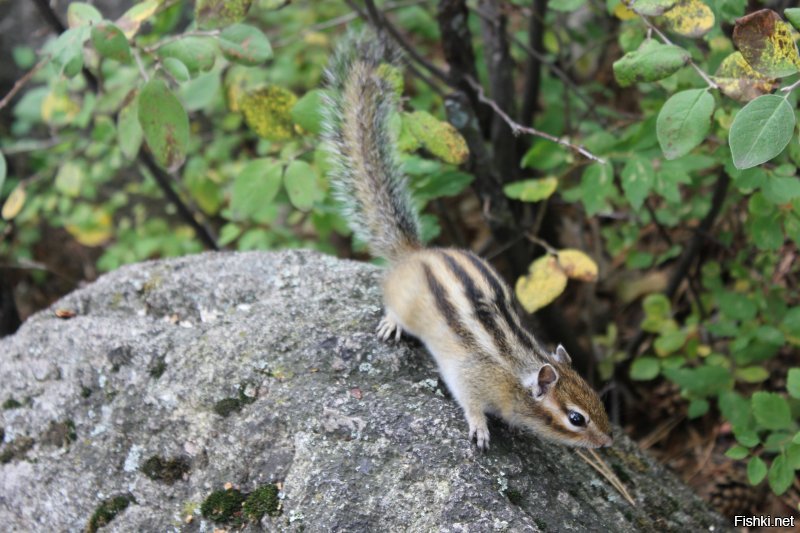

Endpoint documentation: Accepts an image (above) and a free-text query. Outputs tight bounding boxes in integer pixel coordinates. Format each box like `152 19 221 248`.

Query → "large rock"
0 250 727 531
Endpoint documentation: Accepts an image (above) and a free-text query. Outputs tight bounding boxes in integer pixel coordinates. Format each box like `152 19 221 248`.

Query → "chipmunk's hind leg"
377 310 404 342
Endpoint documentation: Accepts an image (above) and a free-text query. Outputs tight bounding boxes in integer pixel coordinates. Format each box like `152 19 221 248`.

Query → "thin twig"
132 50 150 82
0 58 49 111
780 77 800 94
525 232 558 255
639 16 718 90
464 76 606 163
358 0 451 86
273 0 430 48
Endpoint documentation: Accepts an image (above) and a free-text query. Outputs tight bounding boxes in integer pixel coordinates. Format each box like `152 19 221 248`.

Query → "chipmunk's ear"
553 344 571 365
523 364 559 400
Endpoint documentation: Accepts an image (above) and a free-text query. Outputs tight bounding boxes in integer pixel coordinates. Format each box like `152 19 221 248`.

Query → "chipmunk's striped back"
322 33 420 263
411 248 552 373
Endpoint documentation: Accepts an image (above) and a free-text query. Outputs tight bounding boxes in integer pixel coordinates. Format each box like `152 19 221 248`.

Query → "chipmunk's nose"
599 434 613 448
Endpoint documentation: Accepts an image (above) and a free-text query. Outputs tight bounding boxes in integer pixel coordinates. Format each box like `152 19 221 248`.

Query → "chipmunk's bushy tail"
322 32 421 263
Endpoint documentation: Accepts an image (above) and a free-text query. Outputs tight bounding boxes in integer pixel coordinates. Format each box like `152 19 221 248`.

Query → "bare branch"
0 58 48 112
464 76 606 164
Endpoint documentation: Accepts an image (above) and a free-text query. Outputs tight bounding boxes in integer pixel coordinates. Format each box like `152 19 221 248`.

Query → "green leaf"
656 89 714 160
195 0 253 29
179 71 221 112
747 456 767 485
788 368 800 399
787 443 800 469
663 365 732 396
787 8 800 31
137 79 190 170
630 357 660 380
231 159 283 220
688 398 709 419
578 162 615 215
719 390 752 428
630 0 677 16
749 214 783 251
55 161 83 197
219 24 273 66
67 2 102 28
291 89 325 135
763 175 800 204
284 160 320 211
503 178 558 202
0 151 6 193
411 170 474 203
735 366 769 383
717 291 757 321
612 40 690 87
768 454 794 495
725 444 749 460
521 140 567 171
157 37 218 74
729 95 796 170
620 155 654 210
655 329 687 355
733 9 800 78
162 57 190 83
49 27 91 77
91 22 132 64
549 0 587 12
735 429 760 448
751 392 792 430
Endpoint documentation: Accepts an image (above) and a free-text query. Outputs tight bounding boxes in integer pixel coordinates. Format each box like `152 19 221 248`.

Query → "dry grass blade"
576 449 636 506
639 414 684 451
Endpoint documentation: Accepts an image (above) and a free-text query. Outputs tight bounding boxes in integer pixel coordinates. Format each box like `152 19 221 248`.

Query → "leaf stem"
779 77 800 96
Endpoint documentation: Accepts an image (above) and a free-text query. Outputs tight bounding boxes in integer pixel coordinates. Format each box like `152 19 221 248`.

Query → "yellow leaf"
303 32 329 47
116 0 161 39
515 256 568 313
240 86 297 141
713 52 777 103
65 210 113 247
614 2 639 19
41 91 80 125
403 111 469 165
556 249 599 282
659 0 714 38
1 184 26 220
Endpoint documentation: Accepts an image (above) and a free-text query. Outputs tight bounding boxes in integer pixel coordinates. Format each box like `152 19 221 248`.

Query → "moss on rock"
243 484 281 520
140 455 191 484
200 488 246 524
86 494 135 533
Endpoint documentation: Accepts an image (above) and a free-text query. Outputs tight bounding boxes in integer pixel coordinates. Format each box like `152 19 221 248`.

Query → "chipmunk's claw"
469 424 491 452
377 314 402 342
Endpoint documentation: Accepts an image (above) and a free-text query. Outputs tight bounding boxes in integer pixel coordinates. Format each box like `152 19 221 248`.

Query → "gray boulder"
0 250 727 531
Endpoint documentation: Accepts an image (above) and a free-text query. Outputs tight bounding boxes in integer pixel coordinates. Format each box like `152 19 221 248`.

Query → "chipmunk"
321 33 612 450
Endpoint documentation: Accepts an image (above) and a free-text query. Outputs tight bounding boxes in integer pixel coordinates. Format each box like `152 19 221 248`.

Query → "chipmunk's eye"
567 410 586 427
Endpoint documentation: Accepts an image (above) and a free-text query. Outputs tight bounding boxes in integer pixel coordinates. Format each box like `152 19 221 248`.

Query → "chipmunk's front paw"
469 422 491 451
376 314 403 342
